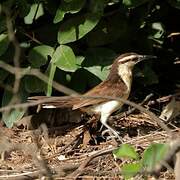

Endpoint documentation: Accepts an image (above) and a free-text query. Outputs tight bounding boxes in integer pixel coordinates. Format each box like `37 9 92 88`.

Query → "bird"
29 53 156 139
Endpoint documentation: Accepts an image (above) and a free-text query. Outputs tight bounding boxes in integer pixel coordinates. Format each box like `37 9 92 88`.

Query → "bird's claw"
101 129 123 143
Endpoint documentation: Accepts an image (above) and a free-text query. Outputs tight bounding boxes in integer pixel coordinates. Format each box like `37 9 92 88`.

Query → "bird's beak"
136 55 157 64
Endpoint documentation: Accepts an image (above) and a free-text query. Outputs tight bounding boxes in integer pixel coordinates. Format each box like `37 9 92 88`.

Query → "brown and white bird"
29 53 156 138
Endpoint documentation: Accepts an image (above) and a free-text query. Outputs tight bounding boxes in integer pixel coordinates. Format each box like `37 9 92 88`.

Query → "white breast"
92 100 122 115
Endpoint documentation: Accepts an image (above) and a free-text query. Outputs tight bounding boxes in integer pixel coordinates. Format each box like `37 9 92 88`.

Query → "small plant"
113 143 169 179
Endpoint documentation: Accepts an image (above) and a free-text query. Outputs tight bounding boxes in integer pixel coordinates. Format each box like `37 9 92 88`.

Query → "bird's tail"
28 96 79 108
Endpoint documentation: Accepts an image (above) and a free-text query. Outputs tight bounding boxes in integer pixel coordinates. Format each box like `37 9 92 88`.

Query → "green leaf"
0 68 9 81
17 0 31 17
52 45 78 72
53 0 85 23
24 76 45 93
58 13 101 44
84 66 110 81
0 44 14 63
2 90 13 108
121 162 142 179
87 13 128 46
75 56 85 66
2 86 28 128
28 45 54 68
148 22 165 45
3 109 25 128
83 48 116 66
24 3 44 24
122 0 150 8
113 144 139 160
142 143 169 171
89 0 105 14
82 48 116 80
151 22 165 39
0 34 9 56
53 9 65 24
70 68 101 93
0 16 7 34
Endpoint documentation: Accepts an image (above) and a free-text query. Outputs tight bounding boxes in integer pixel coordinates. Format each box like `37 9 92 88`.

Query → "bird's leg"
100 113 123 142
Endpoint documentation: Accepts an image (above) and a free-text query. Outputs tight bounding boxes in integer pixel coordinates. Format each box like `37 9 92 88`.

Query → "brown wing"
72 79 127 110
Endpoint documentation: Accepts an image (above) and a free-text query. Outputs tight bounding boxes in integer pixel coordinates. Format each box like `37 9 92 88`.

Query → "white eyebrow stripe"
118 55 137 62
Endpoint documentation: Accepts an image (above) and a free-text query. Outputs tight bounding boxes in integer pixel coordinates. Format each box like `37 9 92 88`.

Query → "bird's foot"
98 124 104 132
101 129 123 143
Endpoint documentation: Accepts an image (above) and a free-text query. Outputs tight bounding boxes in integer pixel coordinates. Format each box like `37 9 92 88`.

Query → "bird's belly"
92 100 122 115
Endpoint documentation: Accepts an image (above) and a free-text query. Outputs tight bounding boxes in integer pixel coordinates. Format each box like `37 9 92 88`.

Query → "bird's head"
107 52 156 82
116 52 156 70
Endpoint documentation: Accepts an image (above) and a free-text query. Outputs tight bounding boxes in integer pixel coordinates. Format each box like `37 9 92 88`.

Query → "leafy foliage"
0 34 9 56
57 13 101 44
28 45 54 68
121 162 142 179
113 144 139 160
113 143 169 179
2 81 28 127
52 45 78 72
53 0 86 23
142 143 169 171
0 0 179 126
24 3 44 24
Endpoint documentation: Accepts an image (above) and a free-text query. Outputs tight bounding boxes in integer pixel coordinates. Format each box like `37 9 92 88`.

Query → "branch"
0 60 79 96
4 8 21 96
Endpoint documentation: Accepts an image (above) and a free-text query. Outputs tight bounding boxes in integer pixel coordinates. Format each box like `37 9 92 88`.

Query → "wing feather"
72 79 127 110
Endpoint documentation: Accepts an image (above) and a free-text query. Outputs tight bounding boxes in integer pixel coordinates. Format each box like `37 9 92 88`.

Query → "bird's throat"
118 64 133 92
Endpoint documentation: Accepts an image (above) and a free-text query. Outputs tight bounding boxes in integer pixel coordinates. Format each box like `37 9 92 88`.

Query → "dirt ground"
0 109 179 179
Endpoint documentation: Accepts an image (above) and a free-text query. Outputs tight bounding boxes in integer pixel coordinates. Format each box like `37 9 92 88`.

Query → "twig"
167 32 180 38
0 170 41 179
22 31 42 44
67 147 117 179
31 125 53 179
4 8 21 98
117 93 153 119
174 61 180 64
0 60 79 95
46 131 83 159
147 93 180 106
